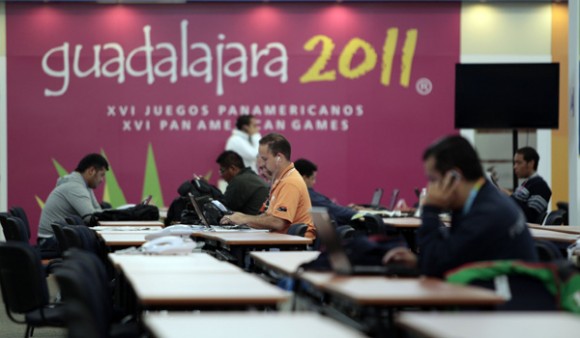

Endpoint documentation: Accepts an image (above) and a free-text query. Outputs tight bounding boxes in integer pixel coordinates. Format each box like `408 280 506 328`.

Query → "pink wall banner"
6 3 459 236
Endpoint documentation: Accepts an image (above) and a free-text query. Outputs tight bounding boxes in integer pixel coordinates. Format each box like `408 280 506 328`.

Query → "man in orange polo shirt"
220 133 316 239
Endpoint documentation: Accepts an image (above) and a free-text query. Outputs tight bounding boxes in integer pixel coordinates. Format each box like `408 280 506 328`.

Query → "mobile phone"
449 170 461 183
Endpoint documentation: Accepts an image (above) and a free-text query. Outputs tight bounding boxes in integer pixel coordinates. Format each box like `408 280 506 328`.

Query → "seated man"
294 158 356 225
507 147 552 223
383 135 538 278
38 153 109 253
216 150 269 215
220 133 316 239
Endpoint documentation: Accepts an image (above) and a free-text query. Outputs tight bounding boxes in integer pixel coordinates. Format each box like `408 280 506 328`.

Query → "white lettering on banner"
106 103 362 132
41 20 288 97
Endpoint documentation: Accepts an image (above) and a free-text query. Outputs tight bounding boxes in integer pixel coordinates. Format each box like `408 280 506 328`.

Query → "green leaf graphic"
52 158 69 177
35 195 45 209
100 149 127 207
142 143 165 207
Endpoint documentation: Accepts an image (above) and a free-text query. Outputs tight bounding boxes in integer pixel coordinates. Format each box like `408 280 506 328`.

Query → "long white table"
396 312 580 338
144 312 367 338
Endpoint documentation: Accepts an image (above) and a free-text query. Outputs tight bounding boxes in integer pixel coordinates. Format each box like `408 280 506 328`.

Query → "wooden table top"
382 217 422 228
98 232 148 247
108 253 241 274
250 251 321 275
98 220 165 227
529 228 580 243
199 232 313 246
125 271 290 306
528 224 580 235
396 312 580 338
144 312 366 338
310 276 504 307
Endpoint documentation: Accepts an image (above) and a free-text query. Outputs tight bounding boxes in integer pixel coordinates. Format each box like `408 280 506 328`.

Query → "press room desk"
528 224 580 235
529 228 580 244
108 253 242 274
250 251 321 276
144 312 366 338
98 233 148 248
124 270 290 309
298 274 504 308
396 312 580 338
382 217 422 229
197 232 313 268
98 220 164 227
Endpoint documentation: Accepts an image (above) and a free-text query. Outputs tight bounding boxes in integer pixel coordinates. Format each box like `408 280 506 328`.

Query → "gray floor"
0 275 67 338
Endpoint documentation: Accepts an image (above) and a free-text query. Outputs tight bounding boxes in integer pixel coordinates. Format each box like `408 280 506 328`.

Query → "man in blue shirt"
383 135 538 277
294 158 357 225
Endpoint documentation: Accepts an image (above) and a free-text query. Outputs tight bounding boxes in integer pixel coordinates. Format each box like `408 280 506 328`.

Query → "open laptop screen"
188 193 210 226
370 188 384 208
387 189 399 211
311 207 353 275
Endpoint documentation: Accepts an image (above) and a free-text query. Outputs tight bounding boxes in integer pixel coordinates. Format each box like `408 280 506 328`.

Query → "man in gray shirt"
216 150 269 215
38 153 109 253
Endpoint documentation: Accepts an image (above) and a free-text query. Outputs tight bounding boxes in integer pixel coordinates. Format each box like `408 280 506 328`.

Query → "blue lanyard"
462 178 485 215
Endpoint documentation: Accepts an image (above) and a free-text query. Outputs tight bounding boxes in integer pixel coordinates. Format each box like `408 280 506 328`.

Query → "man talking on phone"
383 135 537 277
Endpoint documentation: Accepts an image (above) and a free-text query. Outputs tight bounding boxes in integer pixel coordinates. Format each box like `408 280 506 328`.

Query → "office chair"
288 223 308 237
0 242 65 337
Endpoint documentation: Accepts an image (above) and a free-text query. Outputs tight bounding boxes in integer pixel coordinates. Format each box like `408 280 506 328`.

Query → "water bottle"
414 188 427 217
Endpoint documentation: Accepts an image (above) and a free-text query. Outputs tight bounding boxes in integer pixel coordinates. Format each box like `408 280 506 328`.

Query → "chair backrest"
544 210 566 226
287 223 308 237
64 215 85 226
54 266 109 338
9 206 31 236
336 225 356 240
62 227 83 249
348 213 396 236
535 239 564 262
3 217 30 242
0 242 49 317
51 221 70 255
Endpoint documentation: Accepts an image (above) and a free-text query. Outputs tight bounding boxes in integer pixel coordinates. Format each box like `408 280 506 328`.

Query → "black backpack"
165 179 225 226
87 204 160 227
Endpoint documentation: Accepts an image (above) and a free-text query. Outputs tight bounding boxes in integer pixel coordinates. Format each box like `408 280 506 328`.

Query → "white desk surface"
396 312 580 338
98 233 148 247
92 225 163 233
529 228 579 243
309 276 504 307
200 231 313 246
108 253 242 273
98 220 164 227
250 251 320 275
528 224 580 235
125 271 290 306
144 312 366 338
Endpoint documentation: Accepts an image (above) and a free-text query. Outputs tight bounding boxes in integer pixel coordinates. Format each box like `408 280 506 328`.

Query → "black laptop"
188 193 250 230
311 207 418 277
359 188 400 211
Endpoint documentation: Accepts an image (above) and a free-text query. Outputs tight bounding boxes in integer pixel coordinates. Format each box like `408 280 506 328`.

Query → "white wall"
460 3 553 191
0 2 7 241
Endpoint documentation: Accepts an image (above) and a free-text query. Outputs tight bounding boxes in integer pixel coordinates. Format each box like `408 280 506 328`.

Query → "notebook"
311 206 418 277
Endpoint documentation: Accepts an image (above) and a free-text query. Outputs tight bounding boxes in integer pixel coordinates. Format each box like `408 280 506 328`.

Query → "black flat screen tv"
455 63 559 129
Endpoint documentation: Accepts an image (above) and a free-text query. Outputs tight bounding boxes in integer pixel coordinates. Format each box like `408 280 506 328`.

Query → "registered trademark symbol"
415 78 432 95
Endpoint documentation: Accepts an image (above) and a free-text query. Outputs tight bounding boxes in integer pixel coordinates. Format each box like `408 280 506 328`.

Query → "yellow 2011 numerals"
299 28 418 87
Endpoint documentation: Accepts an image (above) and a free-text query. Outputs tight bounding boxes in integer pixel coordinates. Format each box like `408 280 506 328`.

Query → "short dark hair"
516 146 539 171
216 150 245 169
259 133 291 160
236 115 254 130
422 135 484 181
294 159 317 177
75 153 109 173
